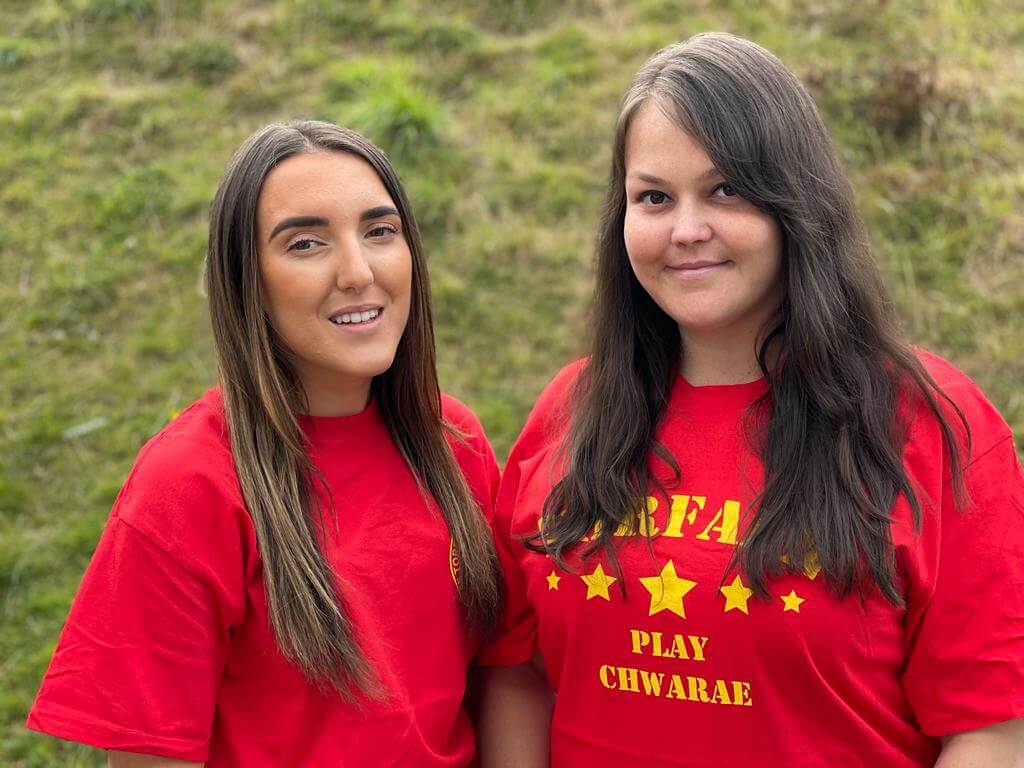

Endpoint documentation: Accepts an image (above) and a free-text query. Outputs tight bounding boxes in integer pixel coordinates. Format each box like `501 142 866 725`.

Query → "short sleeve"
902 434 1024 736
26 433 249 761
476 448 539 667
476 361 584 668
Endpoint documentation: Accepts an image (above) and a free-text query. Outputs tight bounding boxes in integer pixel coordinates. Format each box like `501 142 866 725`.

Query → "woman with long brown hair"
478 33 1024 767
28 120 503 766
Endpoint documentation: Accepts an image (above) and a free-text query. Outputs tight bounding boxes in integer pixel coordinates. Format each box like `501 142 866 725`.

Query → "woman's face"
623 102 784 350
256 150 412 414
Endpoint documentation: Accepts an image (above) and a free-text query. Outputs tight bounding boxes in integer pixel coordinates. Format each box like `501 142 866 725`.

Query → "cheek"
258 261 335 348
378 246 413 313
258 261 289 328
623 213 666 273
747 222 785 285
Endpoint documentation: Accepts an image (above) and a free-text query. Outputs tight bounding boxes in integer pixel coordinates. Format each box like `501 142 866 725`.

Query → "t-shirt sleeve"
26 438 248 762
477 360 585 668
476 447 540 667
902 432 1024 736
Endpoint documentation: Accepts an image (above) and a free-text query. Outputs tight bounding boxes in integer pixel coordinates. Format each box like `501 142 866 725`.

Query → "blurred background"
1 0 1021 764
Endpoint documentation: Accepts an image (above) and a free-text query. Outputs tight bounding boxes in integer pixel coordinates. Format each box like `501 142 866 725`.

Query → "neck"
680 326 775 386
298 372 373 417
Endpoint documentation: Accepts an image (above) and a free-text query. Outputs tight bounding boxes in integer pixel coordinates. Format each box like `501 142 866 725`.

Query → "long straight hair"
206 120 502 696
532 34 969 605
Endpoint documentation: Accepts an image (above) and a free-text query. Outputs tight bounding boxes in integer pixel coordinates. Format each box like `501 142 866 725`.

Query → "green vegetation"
2 1 1022 763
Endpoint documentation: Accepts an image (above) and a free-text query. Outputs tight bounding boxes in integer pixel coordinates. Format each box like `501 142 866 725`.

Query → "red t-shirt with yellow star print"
480 352 1024 767
28 387 499 767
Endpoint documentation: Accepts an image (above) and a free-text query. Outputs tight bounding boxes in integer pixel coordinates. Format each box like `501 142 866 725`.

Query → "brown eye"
640 190 668 205
366 224 398 238
715 182 738 197
288 238 319 252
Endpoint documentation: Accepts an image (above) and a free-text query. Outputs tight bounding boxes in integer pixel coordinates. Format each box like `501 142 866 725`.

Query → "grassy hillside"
2 0 1021 764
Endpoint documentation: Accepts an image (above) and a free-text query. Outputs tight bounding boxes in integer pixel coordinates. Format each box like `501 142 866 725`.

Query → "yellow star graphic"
719 575 754 614
581 563 617 600
781 589 805 613
545 570 561 591
639 560 697 619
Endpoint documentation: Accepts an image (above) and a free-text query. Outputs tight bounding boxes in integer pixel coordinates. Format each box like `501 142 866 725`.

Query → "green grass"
2 1 1022 764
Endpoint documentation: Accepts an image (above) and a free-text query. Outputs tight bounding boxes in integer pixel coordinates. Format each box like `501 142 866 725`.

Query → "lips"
327 304 384 326
671 260 727 270
667 260 729 278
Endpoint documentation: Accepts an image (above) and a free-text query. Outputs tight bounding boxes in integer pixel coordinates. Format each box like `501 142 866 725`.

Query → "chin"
337 352 400 381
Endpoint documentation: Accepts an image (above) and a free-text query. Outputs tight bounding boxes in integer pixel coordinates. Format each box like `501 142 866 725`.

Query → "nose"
333 238 374 293
669 200 713 247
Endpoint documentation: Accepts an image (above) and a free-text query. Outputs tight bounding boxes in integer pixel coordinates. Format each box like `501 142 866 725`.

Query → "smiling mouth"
668 261 729 277
329 307 382 326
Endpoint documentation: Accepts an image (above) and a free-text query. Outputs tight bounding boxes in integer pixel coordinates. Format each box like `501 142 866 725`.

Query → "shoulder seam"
964 434 1015 471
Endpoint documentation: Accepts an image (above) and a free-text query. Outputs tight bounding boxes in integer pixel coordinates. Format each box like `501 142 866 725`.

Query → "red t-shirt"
480 351 1024 767
28 387 499 767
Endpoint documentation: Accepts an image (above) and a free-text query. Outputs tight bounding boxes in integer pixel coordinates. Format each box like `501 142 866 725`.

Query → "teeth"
330 308 381 325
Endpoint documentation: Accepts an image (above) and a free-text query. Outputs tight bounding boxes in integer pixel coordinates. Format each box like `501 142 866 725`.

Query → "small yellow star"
781 589 805 613
639 560 697 619
545 570 561 591
720 575 754 614
581 563 617 600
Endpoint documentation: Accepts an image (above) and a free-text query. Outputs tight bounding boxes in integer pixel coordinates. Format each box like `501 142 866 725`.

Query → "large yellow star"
639 560 697 618
720 575 753 614
781 589 805 613
581 563 617 600
545 570 561 591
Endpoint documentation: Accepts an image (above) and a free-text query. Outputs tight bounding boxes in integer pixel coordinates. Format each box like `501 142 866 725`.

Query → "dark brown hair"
531 33 969 605
206 120 502 696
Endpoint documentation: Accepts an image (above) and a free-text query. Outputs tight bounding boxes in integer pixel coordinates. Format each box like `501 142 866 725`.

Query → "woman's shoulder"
440 391 498 458
440 392 486 439
507 358 588 463
124 388 235 492
115 387 248 551
906 347 1014 464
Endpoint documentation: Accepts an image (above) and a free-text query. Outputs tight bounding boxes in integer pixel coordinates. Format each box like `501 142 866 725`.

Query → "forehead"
257 150 394 223
624 101 714 175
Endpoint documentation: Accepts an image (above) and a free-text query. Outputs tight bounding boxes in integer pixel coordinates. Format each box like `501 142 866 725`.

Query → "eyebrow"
360 205 400 222
268 216 329 243
627 168 722 184
267 206 401 243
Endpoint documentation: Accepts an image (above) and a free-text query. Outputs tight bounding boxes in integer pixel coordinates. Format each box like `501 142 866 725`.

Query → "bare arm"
108 752 203 768
936 719 1024 768
477 657 554 768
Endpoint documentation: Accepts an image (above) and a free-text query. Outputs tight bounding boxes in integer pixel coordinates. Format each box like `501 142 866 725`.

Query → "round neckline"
297 398 381 443
670 372 769 411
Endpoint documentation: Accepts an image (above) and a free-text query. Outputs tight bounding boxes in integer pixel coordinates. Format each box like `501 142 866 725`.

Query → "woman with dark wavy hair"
478 33 1024 767
28 120 503 767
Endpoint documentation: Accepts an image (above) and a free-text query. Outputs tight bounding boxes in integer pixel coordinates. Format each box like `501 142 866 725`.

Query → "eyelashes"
284 223 401 252
633 182 740 206
366 223 399 238
638 190 668 205
287 237 321 253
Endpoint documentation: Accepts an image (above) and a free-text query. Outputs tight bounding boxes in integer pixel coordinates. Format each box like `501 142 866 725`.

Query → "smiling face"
623 101 785 358
256 150 412 415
